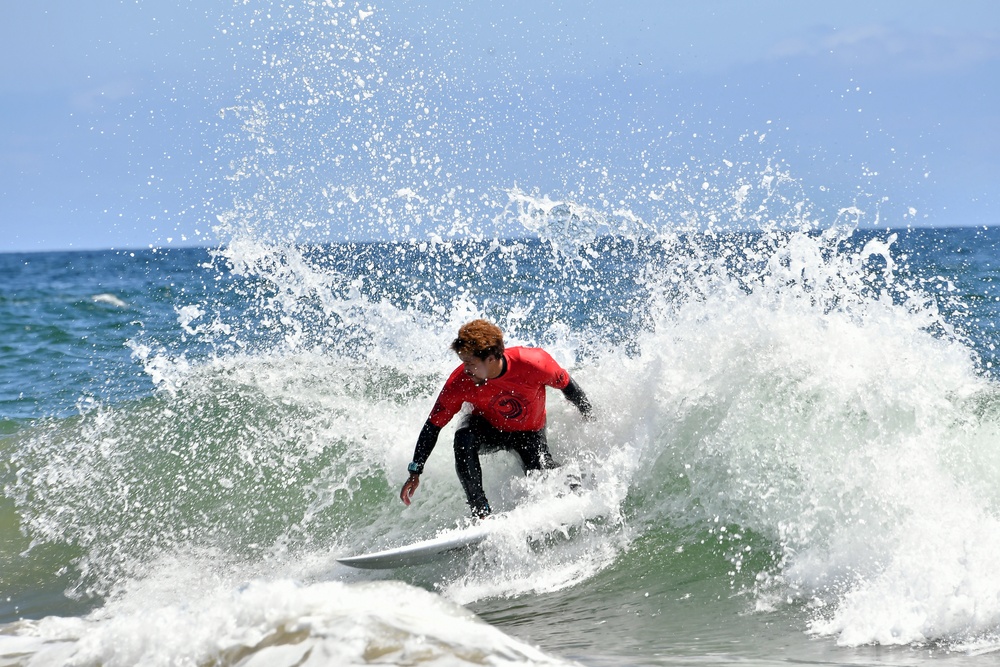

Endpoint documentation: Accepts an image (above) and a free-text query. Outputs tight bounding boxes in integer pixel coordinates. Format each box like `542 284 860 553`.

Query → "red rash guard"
427 346 571 432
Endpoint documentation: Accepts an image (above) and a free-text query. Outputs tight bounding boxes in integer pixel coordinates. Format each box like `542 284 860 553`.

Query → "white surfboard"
337 523 492 569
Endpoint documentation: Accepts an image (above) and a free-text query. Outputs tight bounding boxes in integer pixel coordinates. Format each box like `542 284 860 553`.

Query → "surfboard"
337 523 492 569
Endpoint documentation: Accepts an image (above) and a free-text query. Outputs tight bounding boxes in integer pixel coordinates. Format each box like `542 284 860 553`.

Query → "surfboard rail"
337 523 492 569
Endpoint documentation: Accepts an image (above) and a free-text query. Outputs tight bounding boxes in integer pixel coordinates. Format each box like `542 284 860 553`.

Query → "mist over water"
3 2 1000 665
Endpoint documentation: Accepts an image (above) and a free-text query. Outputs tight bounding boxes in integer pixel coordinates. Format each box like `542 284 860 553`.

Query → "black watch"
407 461 423 475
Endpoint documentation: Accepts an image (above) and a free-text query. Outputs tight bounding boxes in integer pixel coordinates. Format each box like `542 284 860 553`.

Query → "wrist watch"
407 461 423 474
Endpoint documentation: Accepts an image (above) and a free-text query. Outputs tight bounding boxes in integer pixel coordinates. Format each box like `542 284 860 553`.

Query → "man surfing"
400 319 593 518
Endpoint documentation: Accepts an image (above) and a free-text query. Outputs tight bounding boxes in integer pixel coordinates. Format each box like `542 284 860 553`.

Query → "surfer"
400 319 593 518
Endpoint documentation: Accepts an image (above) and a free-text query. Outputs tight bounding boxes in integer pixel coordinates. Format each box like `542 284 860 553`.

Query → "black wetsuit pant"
454 414 558 517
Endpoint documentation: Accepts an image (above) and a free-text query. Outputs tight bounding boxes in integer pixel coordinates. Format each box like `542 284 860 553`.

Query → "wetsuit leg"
455 418 559 516
511 429 580 492
453 416 493 517
510 428 559 471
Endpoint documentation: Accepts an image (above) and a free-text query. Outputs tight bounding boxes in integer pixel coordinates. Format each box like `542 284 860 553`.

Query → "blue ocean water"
3 226 1000 666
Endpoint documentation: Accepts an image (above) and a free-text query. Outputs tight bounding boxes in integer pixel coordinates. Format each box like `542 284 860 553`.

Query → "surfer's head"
451 319 504 360
452 320 505 384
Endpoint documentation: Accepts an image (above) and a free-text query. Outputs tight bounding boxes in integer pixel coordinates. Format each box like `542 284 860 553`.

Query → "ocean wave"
0 579 572 667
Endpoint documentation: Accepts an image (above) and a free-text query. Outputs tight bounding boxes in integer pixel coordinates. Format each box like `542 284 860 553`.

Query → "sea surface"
3 226 1000 666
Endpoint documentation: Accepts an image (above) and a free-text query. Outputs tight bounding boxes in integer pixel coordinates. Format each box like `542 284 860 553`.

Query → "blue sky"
2 1 998 252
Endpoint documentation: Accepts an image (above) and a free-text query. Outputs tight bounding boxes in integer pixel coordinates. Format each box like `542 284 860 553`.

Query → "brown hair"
451 319 504 360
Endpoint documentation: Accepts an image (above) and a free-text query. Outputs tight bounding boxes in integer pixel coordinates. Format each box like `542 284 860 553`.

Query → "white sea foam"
0 579 572 667
606 226 1000 648
91 293 127 308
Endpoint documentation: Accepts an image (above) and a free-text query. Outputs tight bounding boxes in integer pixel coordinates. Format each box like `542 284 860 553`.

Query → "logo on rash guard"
492 393 526 420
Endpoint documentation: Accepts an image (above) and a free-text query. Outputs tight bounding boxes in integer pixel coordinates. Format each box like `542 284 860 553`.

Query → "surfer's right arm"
400 420 442 505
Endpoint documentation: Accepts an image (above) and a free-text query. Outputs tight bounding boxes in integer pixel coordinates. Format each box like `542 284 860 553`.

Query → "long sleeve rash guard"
408 347 592 471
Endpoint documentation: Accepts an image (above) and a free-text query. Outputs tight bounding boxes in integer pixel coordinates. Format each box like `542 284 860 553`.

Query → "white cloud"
768 24 1000 74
